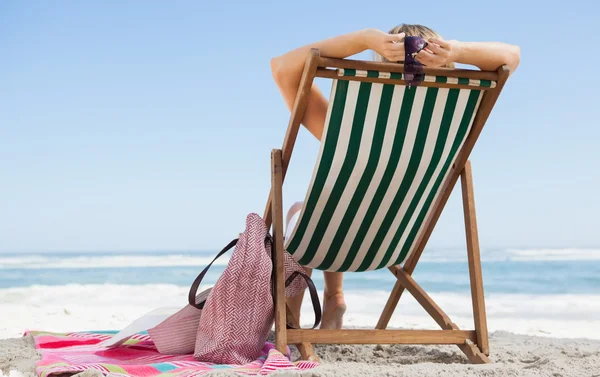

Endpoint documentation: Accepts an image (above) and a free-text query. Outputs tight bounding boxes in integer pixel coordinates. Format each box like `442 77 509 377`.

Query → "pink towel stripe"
28 331 318 377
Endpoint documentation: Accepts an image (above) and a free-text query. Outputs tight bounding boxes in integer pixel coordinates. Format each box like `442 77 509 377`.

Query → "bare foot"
320 293 346 329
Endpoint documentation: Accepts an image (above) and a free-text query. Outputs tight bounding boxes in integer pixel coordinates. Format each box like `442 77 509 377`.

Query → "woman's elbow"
270 56 288 85
270 56 281 80
270 55 298 90
506 45 521 74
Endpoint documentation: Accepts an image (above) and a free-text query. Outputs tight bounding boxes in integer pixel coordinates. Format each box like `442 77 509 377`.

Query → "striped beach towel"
28 331 318 377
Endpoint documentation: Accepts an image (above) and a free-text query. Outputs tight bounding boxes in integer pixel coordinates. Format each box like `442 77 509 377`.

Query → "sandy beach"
2 281 600 376
2 330 599 377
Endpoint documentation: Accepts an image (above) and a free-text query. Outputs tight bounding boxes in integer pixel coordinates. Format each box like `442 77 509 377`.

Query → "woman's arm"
453 41 521 73
418 39 521 74
270 29 403 140
272 29 521 139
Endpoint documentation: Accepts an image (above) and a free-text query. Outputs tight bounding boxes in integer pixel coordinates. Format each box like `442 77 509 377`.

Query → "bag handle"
189 234 322 330
267 236 322 330
188 238 238 309
284 271 322 330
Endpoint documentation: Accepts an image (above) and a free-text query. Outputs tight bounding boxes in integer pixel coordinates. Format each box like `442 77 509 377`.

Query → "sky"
1 0 598 252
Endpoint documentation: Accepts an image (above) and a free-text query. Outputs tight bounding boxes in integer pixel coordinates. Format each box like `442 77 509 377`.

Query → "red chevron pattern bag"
147 288 212 355
187 213 320 364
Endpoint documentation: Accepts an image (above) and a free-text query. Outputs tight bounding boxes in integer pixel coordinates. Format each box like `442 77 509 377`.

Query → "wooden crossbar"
287 329 477 345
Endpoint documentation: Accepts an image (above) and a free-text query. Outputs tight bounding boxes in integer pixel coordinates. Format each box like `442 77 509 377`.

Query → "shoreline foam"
2 284 599 341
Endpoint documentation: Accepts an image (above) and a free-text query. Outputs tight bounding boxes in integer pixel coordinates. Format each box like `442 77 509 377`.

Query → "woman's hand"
363 28 406 62
415 38 456 68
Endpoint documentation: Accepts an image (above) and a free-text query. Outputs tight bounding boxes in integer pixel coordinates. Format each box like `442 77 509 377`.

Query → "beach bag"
147 288 212 354
188 213 321 364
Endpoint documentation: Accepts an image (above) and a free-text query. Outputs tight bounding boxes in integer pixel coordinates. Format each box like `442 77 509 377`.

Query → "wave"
420 248 600 262
1 284 599 340
0 255 229 269
1 248 599 270
501 248 600 261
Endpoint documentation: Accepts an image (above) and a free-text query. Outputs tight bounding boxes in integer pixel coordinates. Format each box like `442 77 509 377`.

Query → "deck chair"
264 49 511 364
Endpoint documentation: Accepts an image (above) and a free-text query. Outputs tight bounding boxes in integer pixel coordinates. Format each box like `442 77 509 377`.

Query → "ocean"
1 248 599 340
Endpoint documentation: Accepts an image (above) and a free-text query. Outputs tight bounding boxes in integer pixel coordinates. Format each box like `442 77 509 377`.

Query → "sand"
2 331 599 377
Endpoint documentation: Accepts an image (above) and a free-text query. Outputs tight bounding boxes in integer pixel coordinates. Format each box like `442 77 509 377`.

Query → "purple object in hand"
404 36 428 88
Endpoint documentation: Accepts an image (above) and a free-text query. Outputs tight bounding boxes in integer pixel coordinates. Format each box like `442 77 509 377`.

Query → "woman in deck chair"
271 23 520 330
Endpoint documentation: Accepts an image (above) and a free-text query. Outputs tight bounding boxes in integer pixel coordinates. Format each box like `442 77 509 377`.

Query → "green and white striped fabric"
285 71 489 272
337 68 497 88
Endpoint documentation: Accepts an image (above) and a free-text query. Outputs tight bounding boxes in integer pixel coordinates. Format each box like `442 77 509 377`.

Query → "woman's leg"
321 271 346 329
285 202 347 329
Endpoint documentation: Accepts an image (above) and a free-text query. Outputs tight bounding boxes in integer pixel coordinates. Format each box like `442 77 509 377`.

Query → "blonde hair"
377 23 455 68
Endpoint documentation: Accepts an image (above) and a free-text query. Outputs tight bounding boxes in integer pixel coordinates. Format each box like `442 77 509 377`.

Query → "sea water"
1 248 599 339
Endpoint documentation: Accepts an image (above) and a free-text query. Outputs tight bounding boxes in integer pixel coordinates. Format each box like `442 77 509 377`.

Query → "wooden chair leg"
374 160 491 364
389 266 491 364
286 305 319 361
271 149 318 360
296 342 318 360
285 266 319 361
461 340 491 364
391 267 456 330
271 149 287 354
376 278 404 329
461 160 490 356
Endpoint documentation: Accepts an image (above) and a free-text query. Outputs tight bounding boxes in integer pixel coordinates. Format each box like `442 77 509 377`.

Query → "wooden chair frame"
263 49 511 364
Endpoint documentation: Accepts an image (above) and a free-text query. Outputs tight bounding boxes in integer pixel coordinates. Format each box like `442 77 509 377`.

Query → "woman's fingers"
386 47 405 57
385 32 405 43
383 42 404 60
429 38 450 49
416 49 435 59
415 49 439 66
426 42 449 57
380 33 453 66
386 53 405 62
